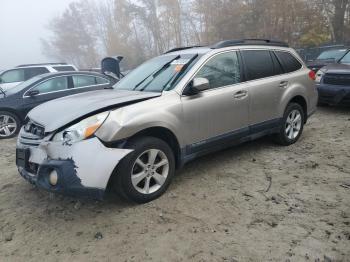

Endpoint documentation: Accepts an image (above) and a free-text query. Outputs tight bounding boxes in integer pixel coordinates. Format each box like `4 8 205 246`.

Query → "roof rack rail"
164 46 203 54
16 62 67 68
212 39 289 49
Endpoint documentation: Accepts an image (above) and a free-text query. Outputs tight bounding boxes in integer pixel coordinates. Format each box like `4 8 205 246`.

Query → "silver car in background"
16 39 318 203
0 63 78 91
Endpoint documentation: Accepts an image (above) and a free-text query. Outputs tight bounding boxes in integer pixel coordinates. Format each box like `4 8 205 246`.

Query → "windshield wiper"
0 87 6 97
161 54 198 92
133 55 181 91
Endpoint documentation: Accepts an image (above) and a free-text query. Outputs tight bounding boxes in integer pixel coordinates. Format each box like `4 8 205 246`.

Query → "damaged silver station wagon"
16 39 318 203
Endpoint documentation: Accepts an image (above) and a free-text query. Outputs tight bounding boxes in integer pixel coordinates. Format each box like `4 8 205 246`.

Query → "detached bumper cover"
17 135 132 200
317 84 350 105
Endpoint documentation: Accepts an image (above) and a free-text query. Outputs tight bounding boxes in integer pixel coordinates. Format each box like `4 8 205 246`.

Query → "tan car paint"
96 46 317 149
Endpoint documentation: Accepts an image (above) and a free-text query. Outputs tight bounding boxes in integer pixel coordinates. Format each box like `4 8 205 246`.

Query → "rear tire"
0 111 21 139
111 136 175 203
273 103 305 146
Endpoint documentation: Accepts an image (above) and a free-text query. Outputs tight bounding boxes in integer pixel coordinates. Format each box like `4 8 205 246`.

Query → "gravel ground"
0 107 349 262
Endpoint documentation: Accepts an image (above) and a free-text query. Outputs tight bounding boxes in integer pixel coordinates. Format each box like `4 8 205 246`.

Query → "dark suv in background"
307 47 349 72
316 50 350 106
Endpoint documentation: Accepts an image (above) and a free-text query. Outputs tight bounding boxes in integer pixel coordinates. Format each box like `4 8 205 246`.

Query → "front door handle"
279 81 289 88
234 90 248 99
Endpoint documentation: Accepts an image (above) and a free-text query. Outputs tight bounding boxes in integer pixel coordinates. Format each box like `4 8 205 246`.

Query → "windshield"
339 51 350 65
4 75 43 96
113 53 199 92
317 49 348 60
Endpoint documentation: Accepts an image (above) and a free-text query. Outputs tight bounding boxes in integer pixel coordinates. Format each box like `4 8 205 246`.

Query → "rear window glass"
53 66 76 72
241 50 274 81
275 51 302 73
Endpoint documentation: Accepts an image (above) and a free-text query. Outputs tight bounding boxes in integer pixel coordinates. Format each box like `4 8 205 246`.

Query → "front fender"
95 92 184 146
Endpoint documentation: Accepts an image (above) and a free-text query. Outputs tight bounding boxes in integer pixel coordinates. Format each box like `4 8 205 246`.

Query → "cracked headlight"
52 111 109 143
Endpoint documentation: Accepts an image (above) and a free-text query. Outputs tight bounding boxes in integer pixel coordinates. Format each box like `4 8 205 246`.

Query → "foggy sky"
0 0 75 70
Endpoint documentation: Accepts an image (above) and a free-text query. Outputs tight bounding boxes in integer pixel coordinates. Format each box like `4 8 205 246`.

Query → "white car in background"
0 63 77 91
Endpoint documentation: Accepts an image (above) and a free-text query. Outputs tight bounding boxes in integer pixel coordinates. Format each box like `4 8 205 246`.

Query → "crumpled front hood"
321 63 350 74
28 89 160 132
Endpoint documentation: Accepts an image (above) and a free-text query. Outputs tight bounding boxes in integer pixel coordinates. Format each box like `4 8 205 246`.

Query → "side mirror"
189 77 210 95
27 90 40 97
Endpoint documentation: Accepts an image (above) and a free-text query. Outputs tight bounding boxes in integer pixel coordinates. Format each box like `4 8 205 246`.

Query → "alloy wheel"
131 149 169 194
285 109 302 140
0 114 17 138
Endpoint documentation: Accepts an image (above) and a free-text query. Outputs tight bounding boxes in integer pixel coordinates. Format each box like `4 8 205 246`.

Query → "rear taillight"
308 70 316 81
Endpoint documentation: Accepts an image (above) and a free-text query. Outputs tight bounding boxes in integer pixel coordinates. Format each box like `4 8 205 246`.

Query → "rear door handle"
279 81 289 88
234 90 248 99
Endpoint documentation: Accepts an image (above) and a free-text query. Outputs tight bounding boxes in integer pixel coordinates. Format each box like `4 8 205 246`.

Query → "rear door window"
275 51 302 73
195 51 241 89
270 52 284 75
31 77 69 94
96 77 110 84
25 67 50 80
1 69 25 83
72 75 97 88
241 50 275 81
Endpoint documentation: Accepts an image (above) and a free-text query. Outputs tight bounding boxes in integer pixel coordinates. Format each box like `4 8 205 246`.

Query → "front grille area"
323 73 350 86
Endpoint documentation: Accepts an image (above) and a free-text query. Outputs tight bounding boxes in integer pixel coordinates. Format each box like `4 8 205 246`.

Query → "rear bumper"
16 129 132 200
317 84 350 106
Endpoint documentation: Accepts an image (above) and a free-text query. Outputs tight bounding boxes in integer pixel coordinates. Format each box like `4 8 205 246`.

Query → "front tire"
0 111 20 139
274 103 305 146
112 136 175 203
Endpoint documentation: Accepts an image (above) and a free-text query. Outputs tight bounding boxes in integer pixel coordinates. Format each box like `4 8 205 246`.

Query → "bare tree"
42 1 99 68
42 0 349 68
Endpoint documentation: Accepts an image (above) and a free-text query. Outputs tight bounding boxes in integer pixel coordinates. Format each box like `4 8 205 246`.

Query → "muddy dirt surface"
0 107 349 262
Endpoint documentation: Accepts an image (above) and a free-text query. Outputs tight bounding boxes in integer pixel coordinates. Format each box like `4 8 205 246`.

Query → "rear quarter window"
275 51 302 73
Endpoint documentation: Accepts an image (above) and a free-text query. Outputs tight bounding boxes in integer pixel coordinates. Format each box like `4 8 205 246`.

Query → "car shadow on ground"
317 105 350 114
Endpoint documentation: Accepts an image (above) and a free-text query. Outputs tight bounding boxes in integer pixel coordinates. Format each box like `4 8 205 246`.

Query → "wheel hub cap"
131 149 169 194
0 115 17 137
285 110 302 140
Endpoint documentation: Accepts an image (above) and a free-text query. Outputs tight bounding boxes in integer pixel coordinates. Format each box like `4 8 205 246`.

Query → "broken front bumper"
16 128 132 200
